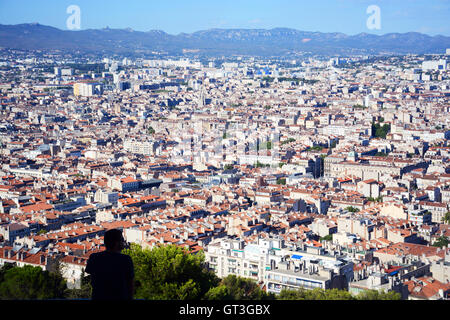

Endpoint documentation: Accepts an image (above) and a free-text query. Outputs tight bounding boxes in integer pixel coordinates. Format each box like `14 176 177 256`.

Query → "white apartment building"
8 168 52 179
408 210 432 226
204 237 354 294
205 238 278 283
238 153 277 166
94 189 119 205
73 82 103 97
430 252 450 284
123 139 158 156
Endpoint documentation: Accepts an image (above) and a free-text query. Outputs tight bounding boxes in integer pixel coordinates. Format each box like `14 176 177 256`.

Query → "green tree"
278 288 353 300
279 288 399 300
278 288 308 300
442 212 450 224
0 265 67 300
281 138 295 145
325 288 354 300
123 244 219 300
374 152 388 157
345 206 360 213
276 178 286 185
367 196 383 202
0 263 14 283
205 275 273 300
432 236 449 248
148 126 155 135
372 122 390 139
320 234 333 241
203 285 234 300
355 289 401 300
255 161 269 168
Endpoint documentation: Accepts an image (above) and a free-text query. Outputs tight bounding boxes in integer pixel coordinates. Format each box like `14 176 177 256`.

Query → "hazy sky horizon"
1 0 449 36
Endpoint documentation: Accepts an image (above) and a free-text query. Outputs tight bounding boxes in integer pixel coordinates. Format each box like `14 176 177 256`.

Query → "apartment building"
123 139 159 156
205 237 354 294
205 238 275 282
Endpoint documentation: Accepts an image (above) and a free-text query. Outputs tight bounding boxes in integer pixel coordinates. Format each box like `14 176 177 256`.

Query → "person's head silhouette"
104 229 125 253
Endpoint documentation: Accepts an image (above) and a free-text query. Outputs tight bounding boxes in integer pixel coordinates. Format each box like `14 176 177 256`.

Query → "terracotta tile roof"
405 276 450 299
20 202 53 213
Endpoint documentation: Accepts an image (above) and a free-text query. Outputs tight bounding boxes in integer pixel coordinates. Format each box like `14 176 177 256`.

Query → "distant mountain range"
1 23 450 57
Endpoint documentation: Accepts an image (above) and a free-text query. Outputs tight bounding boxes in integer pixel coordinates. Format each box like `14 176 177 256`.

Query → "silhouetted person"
86 229 134 300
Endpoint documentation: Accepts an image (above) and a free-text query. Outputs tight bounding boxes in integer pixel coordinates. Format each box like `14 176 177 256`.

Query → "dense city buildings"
0 48 449 299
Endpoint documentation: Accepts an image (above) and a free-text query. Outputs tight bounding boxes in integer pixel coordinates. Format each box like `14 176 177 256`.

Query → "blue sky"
0 0 449 35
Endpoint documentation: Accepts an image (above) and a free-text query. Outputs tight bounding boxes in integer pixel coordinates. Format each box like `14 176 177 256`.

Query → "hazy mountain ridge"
1 23 449 56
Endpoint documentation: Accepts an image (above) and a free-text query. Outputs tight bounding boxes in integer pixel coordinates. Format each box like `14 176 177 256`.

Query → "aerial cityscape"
0 0 449 304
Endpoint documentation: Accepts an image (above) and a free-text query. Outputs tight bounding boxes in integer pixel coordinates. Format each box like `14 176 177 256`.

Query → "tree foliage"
374 152 388 157
255 161 270 168
345 206 360 213
367 196 383 202
432 236 449 248
278 287 400 300
372 122 390 139
320 234 333 241
278 287 353 300
355 289 401 300
0 264 67 300
204 275 274 300
123 244 219 300
0 263 14 283
442 212 450 224
203 284 235 300
281 138 295 145
224 164 234 170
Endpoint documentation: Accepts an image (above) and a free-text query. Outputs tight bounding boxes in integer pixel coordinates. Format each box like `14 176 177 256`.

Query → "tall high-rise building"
73 82 103 96
198 85 205 108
